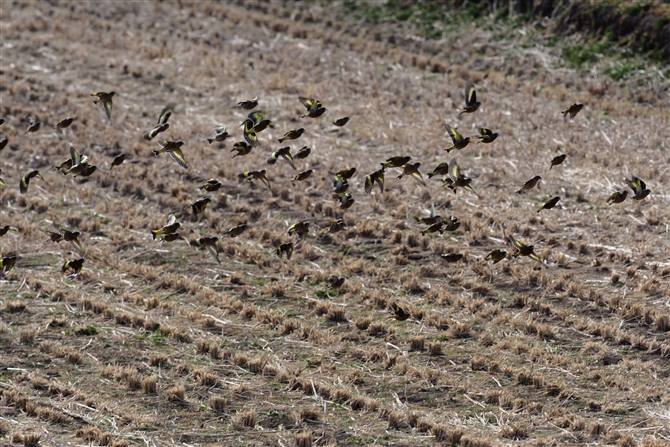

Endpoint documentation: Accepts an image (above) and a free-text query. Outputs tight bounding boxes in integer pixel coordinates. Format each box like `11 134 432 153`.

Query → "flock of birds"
0 85 654 315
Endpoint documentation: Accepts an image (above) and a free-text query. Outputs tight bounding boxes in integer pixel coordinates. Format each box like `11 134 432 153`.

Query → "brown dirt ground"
1 1 670 446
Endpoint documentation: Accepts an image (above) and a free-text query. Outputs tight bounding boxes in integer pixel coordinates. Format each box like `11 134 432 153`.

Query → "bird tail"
151 230 161 240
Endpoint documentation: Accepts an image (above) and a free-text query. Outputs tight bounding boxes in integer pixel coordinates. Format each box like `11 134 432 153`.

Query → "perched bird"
222 224 248 238
288 221 310 245
277 242 294 260
207 126 230 144
194 237 220 263
199 178 222 192
54 117 76 129
397 162 426 186
0 225 19 237
299 96 326 118
267 147 295 169
231 141 252 157
447 158 478 197
19 170 44 194
625 176 651 200
237 96 258 110
537 196 561 212
293 170 313 182
391 303 410 321
459 82 481 115
441 253 464 263
143 105 172 140
109 153 128 170
606 190 628 205
327 218 346 234
295 146 311 159
444 125 472 152
476 128 498 143
91 91 115 120
246 111 272 133
562 103 583 121
485 249 507 264
517 176 542 194
382 156 411 169
240 170 272 191
550 154 566 170
62 258 84 278
333 192 355 209
191 197 212 216
0 254 18 277
332 117 350 127
333 167 356 180
241 118 260 148
0 137 7 151
427 162 450 178
510 238 541 262
154 140 188 169
364 167 385 194
326 275 345 289
24 115 41 134
152 214 182 240
278 128 305 143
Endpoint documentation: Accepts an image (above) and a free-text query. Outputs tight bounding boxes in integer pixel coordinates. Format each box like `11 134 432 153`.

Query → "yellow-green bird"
364 167 385 194
241 118 260 148
333 192 354 209
208 126 230 144
191 197 211 216
247 111 272 133
0 254 18 278
288 221 310 245
447 158 479 197
334 167 356 179
299 96 326 118
277 242 294 260
223 223 248 238
550 154 566 170
459 82 481 115
240 170 272 191
154 140 188 169
427 162 450 178
91 91 115 120
562 103 583 121
0 137 7 151
144 105 172 140
231 141 252 157
54 117 76 129
485 249 507 264
194 236 220 263
625 176 651 200
293 170 313 182
267 146 295 169
24 115 41 134
0 225 19 237
62 258 84 277
20 170 44 194
110 153 128 171
332 117 350 127
152 214 182 240
476 127 498 143
199 178 222 192
237 96 258 110
606 190 628 205
517 176 542 194
397 162 426 186
295 146 311 159
326 275 345 289
332 175 349 194
537 196 560 212
444 125 472 152
327 218 346 234
510 238 541 262
441 253 464 263
391 303 410 321
278 128 305 143
382 156 411 169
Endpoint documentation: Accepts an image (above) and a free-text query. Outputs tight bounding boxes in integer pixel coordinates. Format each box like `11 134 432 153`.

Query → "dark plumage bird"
241 118 260 148
444 125 472 152
459 82 481 115
441 253 464 263
606 190 628 205
625 177 651 201
562 103 583 121
240 170 272 191
199 178 222 192
326 218 346 234
237 96 258 110
288 221 310 245
246 111 272 133
278 128 305 143
334 167 356 180
194 237 220 263
447 158 478 197
550 154 566 170
0 254 18 278
332 117 350 127
0 137 7 151
364 167 385 194
144 105 172 140
223 224 248 238
382 156 411 169
485 249 507 264
517 176 542 194
391 303 410 321
0 225 19 237
110 153 128 171
333 192 355 209
152 214 182 241
62 258 85 278
295 146 311 159
191 197 212 217
154 140 188 169
267 147 295 169
231 141 252 157
537 196 561 212
427 162 450 178
91 91 115 120
24 115 41 134
510 238 541 263
299 96 326 118
59 227 84 253
326 275 345 289
20 170 44 194
208 126 230 144
476 128 498 143
54 117 76 129
397 162 426 186
293 170 313 182
277 242 294 260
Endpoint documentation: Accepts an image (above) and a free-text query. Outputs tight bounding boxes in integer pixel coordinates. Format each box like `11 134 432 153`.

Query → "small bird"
295 146 311 159
364 167 385 194
267 147 295 169
459 82 481 115
510 237 542 262
162 233 184 242
199 178 222 192
62 258 85 278
246 111 272 133
207 126 230 144
476 128 498 143
0 137 7 151
62 145 89 176
76 164 97 178
241 118 260 148
327 218 346 234
237 96 258 110
152 214 182 240
447 158 478 197
231 141 252 157
143 105 172 140
382 156 411 169
288 221 310 245
194 237 220 263
191 197 212 217
277 242 294 260
485 249 507 264
333 192 355 209
334 167 357 180
299 96 326 118
222 224 248 238
0 226 19 237
562 103 583 121
442 216 461 232
44 229 64 243
397 162 426 186
332 117 350 127
537 196 561 212
550 154 566 169
326 275 345 289
444 125 472 152
332 175 349 194
517 176 542 194
278 128 305 143
421 222 444 235
427 162 450 178
154 140 188 169
19 170 44 194
606 190 628 205
109 154 128 171
24 115 41 134
59 227 84 253
625 176 651 200
54 117 76 129
0 254 18 278
293 170 313 182
241 170 272 191
441 253 464 263
391 303 410 321
144 124 170 143
91 91 115 120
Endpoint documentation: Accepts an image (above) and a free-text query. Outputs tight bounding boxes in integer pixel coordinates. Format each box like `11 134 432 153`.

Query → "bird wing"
103 99 113 120
449 158 460 180
167 214 177 226
411 169 426 186
364 175 374 194
375 172 384 193
168 148 188 169
465 83 477 106
157 106 172 125
70 145 82 166
248 111 264 125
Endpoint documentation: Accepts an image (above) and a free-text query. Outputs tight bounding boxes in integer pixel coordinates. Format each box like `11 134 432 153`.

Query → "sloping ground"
1 1 670 446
